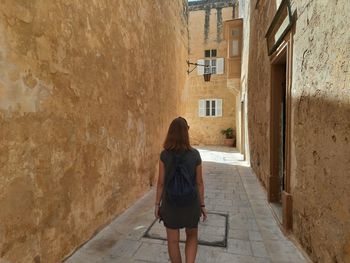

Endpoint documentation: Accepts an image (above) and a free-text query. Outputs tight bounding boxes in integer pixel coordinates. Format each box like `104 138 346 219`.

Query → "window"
206 100 210 116
232 40 239 56
204 60 211 74
211 59 216 74
211 100 216 115
230 28 241 57
198 99 222 117
204 59 216 74
204 49 217 58
197 58 224 75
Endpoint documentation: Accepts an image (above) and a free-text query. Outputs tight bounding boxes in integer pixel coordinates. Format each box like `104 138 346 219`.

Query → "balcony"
223 19 243 93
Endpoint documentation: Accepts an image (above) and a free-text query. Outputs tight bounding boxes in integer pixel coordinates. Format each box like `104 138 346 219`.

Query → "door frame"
268 31 293 231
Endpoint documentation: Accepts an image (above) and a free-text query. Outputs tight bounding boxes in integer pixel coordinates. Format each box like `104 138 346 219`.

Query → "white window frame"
201 49 222 75
198 58 224 75
204 59 217 74
198 99 223 117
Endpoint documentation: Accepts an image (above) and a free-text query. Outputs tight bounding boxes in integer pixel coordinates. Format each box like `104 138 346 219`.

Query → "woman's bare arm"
196 164 204 206
155 160 165 206
196 164 207 221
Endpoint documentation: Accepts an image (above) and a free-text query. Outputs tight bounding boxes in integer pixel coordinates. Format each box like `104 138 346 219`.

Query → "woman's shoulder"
188 148 202 164
185 148 200 158
189 147 200 155
161 148 199 156
160 149 171 161
160 149 167 156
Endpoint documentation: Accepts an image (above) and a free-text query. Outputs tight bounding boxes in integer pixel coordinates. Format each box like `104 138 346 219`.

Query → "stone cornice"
188 0 236 11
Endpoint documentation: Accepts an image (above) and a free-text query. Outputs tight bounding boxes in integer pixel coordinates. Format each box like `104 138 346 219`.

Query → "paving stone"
196 247 224 263
215 252 272 263
213 204 233 212
248 230 263 241
141 237 166 244
65 250 103 263
133 243 169 262
101 256 135 263
227 238 253 256
228 229 249 240
251 241 269 258
211 198 234 206
83 229 124 255
259 226 286 241
103 239 142 258
264 240 300 255
269 252 306 263
257 218 282 228
229 220 258 231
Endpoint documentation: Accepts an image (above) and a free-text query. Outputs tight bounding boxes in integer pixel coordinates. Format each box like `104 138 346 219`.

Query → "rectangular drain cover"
143 212 228 247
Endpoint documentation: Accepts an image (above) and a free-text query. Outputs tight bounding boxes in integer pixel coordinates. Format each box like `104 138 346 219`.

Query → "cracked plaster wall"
0 0 188 262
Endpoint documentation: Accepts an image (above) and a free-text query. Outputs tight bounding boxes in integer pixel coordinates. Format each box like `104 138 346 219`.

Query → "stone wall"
184 3 237 145
245 0 277 187
239 0 250 161
290 1 350 262
0 1 188 262
243 0 350 262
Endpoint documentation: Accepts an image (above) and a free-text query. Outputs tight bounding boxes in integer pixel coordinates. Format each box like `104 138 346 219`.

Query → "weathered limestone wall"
239 0 251 162
184 1 237 145
245 1 277 187
243 0 350 262
0 1 188 262
290 1 350 262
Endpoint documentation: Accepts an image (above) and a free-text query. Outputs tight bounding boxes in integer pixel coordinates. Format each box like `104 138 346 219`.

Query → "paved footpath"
65 147 309 263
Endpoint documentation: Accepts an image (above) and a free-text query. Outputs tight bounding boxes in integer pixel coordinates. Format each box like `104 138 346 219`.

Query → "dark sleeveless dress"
159 149 202 229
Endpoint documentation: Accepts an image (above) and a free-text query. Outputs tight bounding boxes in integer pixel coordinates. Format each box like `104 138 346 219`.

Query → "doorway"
269 48 287 223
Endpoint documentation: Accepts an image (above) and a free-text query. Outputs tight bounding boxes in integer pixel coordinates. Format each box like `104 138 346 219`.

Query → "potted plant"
221 128 236 147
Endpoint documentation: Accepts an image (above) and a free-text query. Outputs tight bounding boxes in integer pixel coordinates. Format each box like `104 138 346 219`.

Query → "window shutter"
197 59 205 75
216 58 224 74
216 99 222 117
198 99 205 117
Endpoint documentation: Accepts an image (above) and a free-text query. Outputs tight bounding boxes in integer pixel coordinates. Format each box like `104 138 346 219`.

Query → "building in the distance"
183 0 243 150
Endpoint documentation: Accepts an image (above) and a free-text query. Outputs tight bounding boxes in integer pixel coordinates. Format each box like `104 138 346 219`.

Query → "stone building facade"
241 0 350 262
0 1 188 262
183 0 241 146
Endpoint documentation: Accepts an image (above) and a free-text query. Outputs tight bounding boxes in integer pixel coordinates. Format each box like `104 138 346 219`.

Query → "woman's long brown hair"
163 117 192 151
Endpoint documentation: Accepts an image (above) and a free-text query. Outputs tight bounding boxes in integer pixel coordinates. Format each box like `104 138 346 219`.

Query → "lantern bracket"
186 60 211 82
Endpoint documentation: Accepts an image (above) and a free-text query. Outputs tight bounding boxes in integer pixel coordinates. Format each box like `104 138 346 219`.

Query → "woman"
154 117 207 263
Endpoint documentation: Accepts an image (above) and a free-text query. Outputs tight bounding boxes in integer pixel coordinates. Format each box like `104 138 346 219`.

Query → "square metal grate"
143 212 228 248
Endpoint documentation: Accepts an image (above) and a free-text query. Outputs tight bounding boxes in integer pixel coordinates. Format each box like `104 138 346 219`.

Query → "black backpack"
165 153 197 206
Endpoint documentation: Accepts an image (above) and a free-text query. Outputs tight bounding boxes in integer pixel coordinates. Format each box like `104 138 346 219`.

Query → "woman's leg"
185 228 198 263
166 227 182 263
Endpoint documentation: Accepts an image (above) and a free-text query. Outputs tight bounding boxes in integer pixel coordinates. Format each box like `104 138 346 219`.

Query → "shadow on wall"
291 94 350 262
246 89 350 262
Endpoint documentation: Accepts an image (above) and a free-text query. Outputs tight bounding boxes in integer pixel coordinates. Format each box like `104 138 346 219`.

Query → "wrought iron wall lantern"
186 60 211 82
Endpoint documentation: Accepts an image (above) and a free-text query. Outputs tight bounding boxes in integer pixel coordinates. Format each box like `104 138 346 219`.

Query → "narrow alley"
0 0 349 262
65 148 307 263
